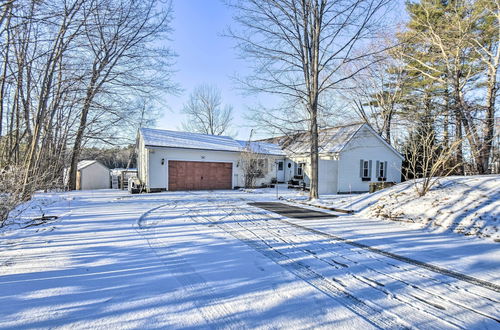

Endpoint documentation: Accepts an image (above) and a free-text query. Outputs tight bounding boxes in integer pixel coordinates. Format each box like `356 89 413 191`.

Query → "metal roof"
140 128 284 155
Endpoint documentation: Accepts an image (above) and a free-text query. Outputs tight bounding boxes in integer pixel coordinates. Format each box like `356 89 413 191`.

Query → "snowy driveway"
1 189 499 329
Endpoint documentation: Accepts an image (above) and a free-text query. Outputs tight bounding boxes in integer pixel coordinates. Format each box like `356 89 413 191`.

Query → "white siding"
137 134 149 185
337 126 402 193
318 159 338 194
235 156 285 187
80 162 110 190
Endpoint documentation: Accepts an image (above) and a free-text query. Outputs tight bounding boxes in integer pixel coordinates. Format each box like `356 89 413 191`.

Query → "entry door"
168 160 232 191
276 160 285 182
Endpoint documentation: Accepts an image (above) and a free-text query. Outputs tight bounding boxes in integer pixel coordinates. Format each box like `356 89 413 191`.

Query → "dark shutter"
359 159 364 177
376 161 380 177
384 161 388 178
368 160 372 178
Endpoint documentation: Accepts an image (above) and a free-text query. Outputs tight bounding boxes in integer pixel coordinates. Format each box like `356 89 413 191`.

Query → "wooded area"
0 0 175 220
1 0 498 212
229 0 499 199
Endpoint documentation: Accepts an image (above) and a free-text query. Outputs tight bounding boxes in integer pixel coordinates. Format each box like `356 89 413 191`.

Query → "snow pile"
310 175 499 241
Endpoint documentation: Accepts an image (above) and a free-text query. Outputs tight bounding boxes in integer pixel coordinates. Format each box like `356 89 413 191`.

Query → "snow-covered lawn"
1 186 499 329
304 175 500 241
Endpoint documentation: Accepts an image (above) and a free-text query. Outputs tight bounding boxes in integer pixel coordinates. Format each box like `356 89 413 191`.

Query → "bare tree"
403 119 464 197
181 84 233 136
228 0 393 199
68 0 176 190
0 0 176 222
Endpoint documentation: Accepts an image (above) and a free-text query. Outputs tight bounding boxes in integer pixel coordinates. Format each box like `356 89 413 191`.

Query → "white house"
137 128 285 192
71 160 110 190
265 123 403 194
136 123 403 194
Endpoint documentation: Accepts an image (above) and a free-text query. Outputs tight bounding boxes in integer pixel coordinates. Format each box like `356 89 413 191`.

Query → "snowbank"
307 175 499 241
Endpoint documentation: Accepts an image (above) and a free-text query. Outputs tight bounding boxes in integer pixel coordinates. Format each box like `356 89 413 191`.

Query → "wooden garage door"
168 161 232 191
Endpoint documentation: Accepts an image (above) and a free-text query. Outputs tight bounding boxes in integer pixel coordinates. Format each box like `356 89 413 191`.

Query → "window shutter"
384 161 388 178
359 159 364 177
368 160 372 178
376 161 380 177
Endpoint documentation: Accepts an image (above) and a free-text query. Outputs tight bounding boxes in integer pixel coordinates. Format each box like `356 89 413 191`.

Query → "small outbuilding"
74 160 110 190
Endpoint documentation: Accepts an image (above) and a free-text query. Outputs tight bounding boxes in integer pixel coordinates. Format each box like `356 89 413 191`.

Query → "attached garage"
168 161 232 191
136 128 285 192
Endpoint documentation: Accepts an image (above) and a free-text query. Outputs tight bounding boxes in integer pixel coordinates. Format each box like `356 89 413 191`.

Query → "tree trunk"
68 87 94 190
309 106 319 200
477 62 498 174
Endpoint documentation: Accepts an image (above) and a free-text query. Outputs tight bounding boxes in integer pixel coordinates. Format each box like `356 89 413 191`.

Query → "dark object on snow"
128 177 142 194
369 182 396 193
248 202 337 220
32 215 58 221
22 215 59 228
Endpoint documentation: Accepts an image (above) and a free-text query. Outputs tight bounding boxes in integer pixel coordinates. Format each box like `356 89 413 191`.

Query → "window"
379 161 385 178
360 159 371 181
249 159 268 178
377 160 387 181
278 161 284 171
362 161 369 177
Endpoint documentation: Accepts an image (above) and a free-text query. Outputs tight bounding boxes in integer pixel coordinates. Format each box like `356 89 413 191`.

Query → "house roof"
77 160 109 171
77 160 97 170
141 128 241 152
261 123 403 159
235 140 286 156
263 123 364 154
140 128 284 155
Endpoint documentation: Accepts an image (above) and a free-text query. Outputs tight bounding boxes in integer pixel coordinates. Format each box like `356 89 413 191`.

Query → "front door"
276 160 285 182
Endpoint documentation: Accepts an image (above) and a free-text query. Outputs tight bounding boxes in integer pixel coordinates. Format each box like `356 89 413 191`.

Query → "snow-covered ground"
304 175 499 241
0 186 499 329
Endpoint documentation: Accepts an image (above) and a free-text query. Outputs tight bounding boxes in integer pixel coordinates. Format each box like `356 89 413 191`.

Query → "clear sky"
156 0 406 140
156 0 259 140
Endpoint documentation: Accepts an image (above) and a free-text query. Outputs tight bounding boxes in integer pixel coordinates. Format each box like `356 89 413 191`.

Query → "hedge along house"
264 123 404 194
136 128 286 192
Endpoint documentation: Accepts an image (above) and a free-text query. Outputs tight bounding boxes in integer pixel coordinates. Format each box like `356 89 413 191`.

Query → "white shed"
75 160 110 190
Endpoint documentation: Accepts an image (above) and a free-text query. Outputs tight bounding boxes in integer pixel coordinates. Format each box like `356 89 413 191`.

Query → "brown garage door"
168 160 232 191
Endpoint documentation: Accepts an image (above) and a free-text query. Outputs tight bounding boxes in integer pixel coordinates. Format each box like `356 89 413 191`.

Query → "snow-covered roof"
264 123 364 155
141 128 241 152
77 160 97 170
140 128 284 155
77 160 109 171
235 140 286 156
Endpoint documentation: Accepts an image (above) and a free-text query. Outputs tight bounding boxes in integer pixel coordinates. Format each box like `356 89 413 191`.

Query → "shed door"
168 161 232 191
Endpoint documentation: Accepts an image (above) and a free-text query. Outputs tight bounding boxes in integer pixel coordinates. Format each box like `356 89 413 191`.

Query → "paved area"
248 202 338 219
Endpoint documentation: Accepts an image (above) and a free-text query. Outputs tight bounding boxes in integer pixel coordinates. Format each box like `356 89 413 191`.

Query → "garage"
168 160 232 191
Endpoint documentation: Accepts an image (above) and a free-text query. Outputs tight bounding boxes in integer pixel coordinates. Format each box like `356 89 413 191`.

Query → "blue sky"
156 0 406 140
156 0 259 140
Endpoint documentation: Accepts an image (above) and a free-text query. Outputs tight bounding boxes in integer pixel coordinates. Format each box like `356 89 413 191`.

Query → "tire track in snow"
232 201 500 325
136 201 245 330
198 194 499 327
188 199 411 330
199 201 473 329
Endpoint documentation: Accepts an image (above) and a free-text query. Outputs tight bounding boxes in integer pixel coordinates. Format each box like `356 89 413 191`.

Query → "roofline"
140 127 233 140
145 144 286 156
145 144 240 154
339 123 404 160
78 160 109 171
256 122 365 142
